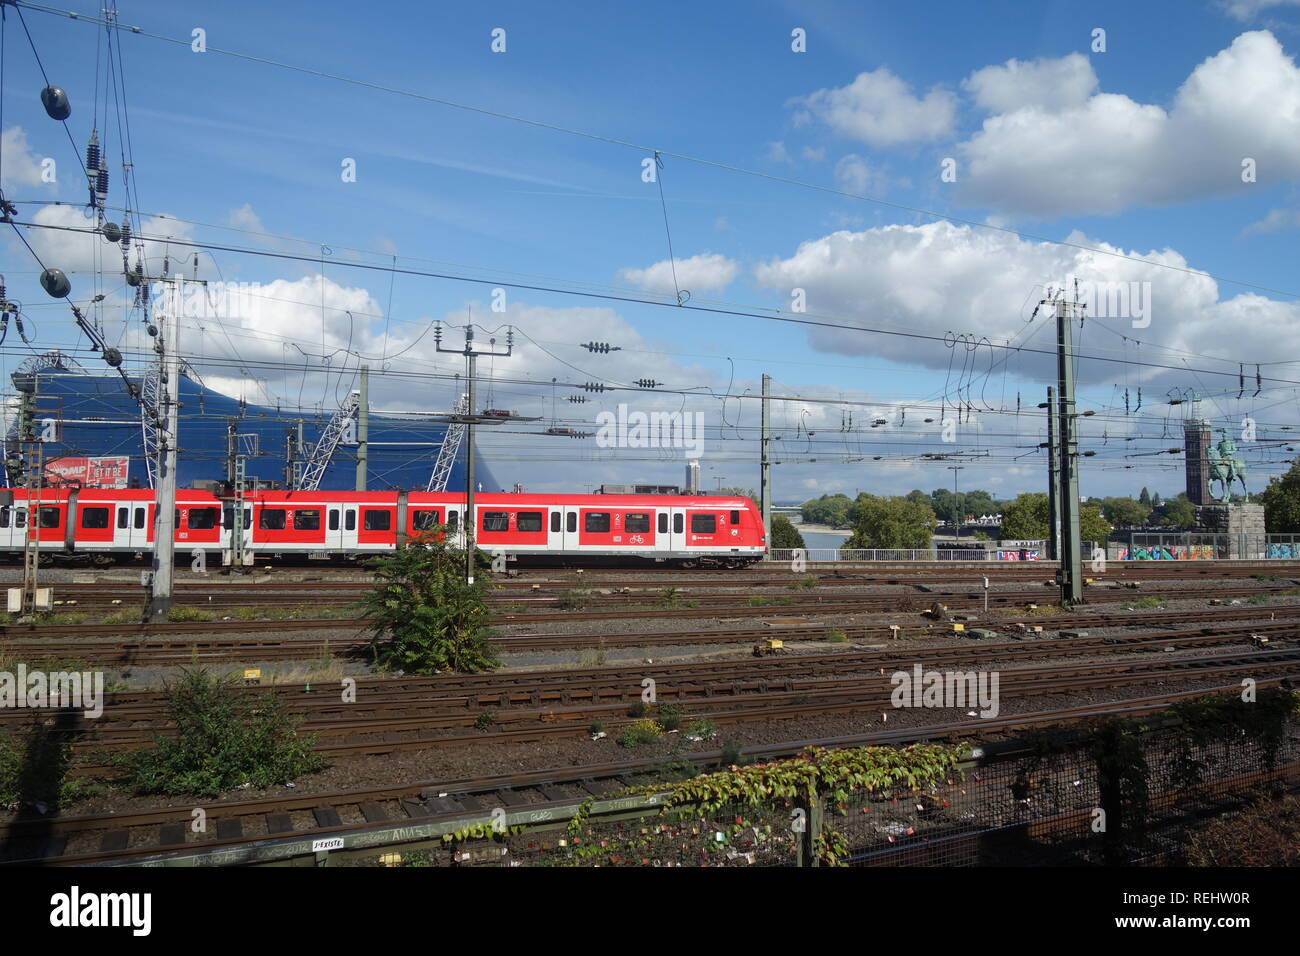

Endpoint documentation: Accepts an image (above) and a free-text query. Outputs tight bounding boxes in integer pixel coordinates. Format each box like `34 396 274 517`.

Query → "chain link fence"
407 708 1299 868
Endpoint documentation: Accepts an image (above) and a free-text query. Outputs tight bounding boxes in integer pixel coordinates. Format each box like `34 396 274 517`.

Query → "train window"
412 509 441 532
244 508 252 528
566 512 577 533
0 506 9 528
482 512 509 532
134 507 146 530
39 507 60 529
658 513 668 534
517 512 544 533
329 510 340 531
259 509 287 531
363 509 392 531
584 512 610 533
293 509 321 531
117 507 128 529
446 511 458 531
550 512 561 533
673 513 683 534
345 510 356 532
175 510 181 528
625 513 650 534
81 507 110 529
189 508 219 530
691 514 716 534
731 510 741 525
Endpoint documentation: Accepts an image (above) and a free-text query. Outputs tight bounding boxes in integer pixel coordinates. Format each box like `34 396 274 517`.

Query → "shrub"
657 704 683 732
0 721 99 808
474 711 496 731
627 700 649 718
618 720 663 748
558 588 593 610
121 668 325 797
685 717 715 739
166 605 214 623
588 720 605 736
719 738 746 767
358 529 499 675
827 629 848 643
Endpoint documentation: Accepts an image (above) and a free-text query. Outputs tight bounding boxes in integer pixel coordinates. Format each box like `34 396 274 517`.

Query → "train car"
0 489 766 568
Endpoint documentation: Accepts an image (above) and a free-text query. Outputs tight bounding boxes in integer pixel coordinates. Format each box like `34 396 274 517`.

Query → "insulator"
39 268 71 298
41 86 71 121
119 219 132 247
96 166 110 200
85 138 100 175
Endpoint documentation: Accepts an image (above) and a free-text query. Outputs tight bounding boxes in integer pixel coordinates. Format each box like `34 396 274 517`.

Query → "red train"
0 488 767 568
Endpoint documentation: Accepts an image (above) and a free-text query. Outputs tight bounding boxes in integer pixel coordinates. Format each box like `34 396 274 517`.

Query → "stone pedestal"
1194 503 1266 558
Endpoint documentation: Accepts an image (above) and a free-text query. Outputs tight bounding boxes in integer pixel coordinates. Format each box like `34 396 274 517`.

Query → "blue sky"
2 0 1299 502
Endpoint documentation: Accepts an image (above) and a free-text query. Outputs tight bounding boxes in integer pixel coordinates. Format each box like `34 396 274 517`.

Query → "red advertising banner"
45 456 130 488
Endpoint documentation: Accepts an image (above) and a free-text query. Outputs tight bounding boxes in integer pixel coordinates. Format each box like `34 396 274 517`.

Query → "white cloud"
1242 207 1300 233
1 127 49 191
802 146 826 162
618 253 741 296
1220 0 1300 20
793 67 957 146
767 141 793 164
963 53 1099 113
834 154 889 195
754 219 1297 384
957 31 1300 216
227 203 265 234
19 203 193 280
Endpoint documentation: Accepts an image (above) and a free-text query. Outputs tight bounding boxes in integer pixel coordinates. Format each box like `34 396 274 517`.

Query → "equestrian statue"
1206 430 1249 501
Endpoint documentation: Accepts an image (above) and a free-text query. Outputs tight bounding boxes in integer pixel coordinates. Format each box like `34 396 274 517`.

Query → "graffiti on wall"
1119 545 1218 560
997 550 1040 561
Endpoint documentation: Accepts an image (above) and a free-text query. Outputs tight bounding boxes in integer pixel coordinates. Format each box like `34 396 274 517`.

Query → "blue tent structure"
5 356 495 492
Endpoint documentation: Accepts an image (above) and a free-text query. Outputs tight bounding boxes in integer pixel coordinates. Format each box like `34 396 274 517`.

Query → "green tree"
843 494 936 549
359 530 500 674
1138 487 1151 508
962 490 998 519
1000 493 1051 539
1101 496 1151 529
1000 492 1112 542
800 493 854 528
1155 493 1196 529
1081 505 1114 543
1260 459 1300 532
769 514 806 549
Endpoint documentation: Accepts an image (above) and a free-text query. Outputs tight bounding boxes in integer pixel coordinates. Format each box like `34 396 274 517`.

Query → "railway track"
6 601 1300 664
30 647 1300 758
3 681 1294 866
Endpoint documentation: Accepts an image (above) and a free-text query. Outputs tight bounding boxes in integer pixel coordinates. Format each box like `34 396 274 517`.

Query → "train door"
339 504 360 551
547 508 564 552
562 507 579 553
327 504 344 554
668 507 687 554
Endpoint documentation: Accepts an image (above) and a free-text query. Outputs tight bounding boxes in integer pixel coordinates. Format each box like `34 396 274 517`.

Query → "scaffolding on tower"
296 390 360 492
427 393 469 493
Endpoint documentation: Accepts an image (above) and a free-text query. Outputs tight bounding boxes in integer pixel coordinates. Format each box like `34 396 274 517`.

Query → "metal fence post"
796 794 823 867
